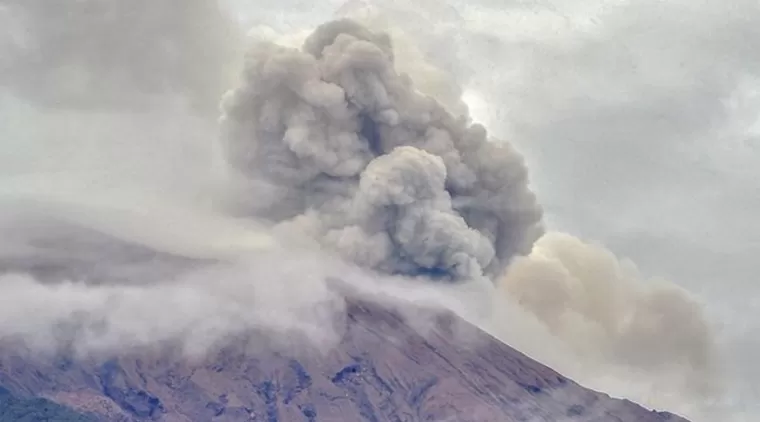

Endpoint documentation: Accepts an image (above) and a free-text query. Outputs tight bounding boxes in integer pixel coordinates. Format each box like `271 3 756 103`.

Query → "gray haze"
2 0 240 112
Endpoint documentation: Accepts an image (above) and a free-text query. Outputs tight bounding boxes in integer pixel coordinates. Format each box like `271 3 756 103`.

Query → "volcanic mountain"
0 289 688 422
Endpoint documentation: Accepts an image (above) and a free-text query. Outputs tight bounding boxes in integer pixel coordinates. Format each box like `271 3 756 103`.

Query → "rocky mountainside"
0 296 688 422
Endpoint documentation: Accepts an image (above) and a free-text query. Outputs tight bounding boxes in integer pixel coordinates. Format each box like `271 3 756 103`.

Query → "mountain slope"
0 296 688 422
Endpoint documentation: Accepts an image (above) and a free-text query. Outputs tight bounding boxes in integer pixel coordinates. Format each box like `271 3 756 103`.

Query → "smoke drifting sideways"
498 234 717 405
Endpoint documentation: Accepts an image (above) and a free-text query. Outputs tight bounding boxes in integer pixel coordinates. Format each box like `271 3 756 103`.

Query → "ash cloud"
499 233 715 395
220 19 543 281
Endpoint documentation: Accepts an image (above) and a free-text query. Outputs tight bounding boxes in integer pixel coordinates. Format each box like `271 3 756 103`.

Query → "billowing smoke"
499 233 715 395
220 19 543 282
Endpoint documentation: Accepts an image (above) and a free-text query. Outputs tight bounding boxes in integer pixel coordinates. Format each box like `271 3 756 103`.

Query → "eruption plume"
219 18 719 418
221 19 544 282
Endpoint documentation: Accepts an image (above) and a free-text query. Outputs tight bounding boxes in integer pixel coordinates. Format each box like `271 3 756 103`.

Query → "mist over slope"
0 295 691 422
0 1 743 421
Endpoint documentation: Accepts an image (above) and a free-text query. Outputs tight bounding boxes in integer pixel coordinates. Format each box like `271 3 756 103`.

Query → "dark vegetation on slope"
0 386 96 422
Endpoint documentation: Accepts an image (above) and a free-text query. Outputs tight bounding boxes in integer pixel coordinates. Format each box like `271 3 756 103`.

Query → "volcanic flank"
0 288 690 422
